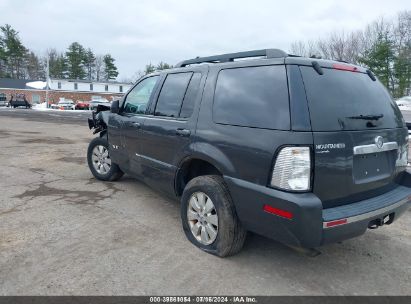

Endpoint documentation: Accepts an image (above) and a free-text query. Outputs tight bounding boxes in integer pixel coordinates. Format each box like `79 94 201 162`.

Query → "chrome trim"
353 141 398 155
135 153 175 169
323 197 410 229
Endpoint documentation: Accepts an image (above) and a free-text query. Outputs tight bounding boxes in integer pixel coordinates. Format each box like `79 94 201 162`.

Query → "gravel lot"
0 108 410 295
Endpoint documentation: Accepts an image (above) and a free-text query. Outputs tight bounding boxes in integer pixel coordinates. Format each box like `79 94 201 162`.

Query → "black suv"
9 94 31 109
87 49 411 257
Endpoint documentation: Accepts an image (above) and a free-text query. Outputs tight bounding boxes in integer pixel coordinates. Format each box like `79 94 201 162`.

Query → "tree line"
290 10 410 98
0 24 119 81
127 62 173 82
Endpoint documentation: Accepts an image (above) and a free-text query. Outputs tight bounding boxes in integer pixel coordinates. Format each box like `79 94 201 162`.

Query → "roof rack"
175 49 288 68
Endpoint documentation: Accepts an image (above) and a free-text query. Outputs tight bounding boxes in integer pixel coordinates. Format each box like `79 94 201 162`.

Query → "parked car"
0 93 8 106
9 94 31 109
51 99 75 110
396 96 411 111
87 49 411 257
75 100 90 110
89 99 111 111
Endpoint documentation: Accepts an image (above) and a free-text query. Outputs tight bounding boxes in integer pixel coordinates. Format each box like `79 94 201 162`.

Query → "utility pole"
46 51 49 108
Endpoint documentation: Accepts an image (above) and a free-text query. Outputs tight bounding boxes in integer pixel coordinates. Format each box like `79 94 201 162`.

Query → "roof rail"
175 49 288 68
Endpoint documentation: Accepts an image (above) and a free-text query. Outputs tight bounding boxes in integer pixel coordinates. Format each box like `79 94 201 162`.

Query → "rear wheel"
181 175 247 257
87 136 123 181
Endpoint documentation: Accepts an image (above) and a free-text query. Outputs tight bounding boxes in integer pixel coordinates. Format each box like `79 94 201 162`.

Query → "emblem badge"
375 136 384 149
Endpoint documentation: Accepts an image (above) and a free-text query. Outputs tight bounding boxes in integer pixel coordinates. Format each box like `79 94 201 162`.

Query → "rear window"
300 66 403 131
213 65 290 130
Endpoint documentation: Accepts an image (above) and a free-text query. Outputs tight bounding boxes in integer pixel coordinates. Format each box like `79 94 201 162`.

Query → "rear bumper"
224 174 411 248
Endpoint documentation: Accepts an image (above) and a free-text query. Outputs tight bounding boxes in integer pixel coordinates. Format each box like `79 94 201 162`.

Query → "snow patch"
26 81 47 89
32 103 90 113
32 103 52 111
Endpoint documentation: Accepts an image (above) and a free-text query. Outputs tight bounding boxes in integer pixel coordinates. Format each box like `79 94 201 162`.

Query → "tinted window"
213 65 290 129
300 67 403 131
155 73 192 117
123 76 159 114
180 72 202 118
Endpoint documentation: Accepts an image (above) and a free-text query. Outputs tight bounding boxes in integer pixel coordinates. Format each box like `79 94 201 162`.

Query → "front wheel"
87 136 124 181
181 175 247 257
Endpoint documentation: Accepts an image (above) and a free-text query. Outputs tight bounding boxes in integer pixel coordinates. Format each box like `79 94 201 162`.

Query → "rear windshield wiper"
347 114 384 120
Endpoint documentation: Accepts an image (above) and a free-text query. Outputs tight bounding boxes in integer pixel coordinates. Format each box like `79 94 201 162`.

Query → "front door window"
123 76 159 114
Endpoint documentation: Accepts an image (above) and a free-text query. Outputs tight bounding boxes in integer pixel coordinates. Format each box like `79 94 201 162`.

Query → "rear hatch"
300 64 408 209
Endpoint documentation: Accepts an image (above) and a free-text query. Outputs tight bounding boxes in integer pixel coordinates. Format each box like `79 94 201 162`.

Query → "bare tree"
288 10 410 97
290 41 307 56
94 55 104 81
290 40 319 57
131 70 145 82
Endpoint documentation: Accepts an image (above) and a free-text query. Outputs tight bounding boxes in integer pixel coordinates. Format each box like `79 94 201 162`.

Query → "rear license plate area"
353 151 396 184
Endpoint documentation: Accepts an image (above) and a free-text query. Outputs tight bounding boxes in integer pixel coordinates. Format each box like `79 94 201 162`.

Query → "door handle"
126 121 141 128
176 128 191 137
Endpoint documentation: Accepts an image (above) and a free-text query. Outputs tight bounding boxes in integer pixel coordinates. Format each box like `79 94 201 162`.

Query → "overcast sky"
0 0 409 80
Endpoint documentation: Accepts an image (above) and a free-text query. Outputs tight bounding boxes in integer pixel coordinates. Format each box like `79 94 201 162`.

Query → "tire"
181 175 247 257
87 136 124 181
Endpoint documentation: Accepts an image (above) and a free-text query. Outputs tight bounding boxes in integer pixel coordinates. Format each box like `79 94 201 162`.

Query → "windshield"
300 66 404 131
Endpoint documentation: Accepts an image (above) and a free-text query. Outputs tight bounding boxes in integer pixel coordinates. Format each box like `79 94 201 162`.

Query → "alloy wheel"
91 145 112 175
187 192 219 245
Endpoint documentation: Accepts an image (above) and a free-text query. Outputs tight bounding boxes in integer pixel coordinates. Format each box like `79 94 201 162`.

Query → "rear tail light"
271 147 311 191
396 138 409 168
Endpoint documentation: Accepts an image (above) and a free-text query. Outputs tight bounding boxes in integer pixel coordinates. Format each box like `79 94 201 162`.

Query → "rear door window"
300 66 403 131
213 65 290 130
155 72 192 118
179 72 202 118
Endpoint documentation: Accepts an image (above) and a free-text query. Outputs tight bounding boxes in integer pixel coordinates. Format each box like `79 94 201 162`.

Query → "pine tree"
49 49 67 79
103 54 118 80
144 63 156 75
0 35 7 77
156 61 172 70
0 24 28 79
65 42 86 79
84 48 96 80
359 33 396 91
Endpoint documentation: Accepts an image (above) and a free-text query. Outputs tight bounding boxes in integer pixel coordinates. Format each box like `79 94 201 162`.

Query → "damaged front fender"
88 104 111 135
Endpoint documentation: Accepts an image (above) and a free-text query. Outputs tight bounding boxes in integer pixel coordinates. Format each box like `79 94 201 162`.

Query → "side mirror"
111 100 120 113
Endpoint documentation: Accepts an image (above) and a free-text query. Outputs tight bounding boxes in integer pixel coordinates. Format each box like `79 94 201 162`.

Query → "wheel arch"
175 144 235 197
99 130 108 139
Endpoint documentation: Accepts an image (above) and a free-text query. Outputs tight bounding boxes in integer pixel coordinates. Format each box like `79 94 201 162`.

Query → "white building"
49 79 133 95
